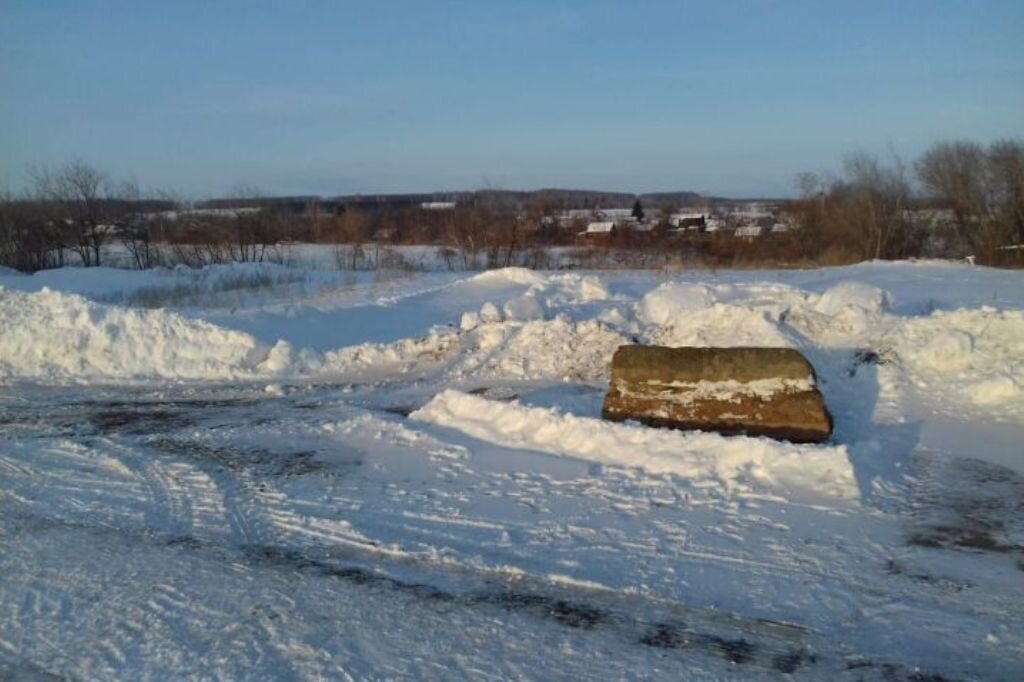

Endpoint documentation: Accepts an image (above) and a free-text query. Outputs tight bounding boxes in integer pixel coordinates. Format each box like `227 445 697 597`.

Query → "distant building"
557 208 635 227
142 207 263 222
670 212 708 230
735 224 763 238
579 221 618 241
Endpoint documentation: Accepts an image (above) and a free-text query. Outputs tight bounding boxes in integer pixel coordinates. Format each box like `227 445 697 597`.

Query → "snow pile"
636 283 716 325
3 267 1021 421
319 329 461 378
637 280 894 347
0 287 280 382
411 390 858 499
784 281 893 344
637 282 801 348
633 279 1023 415
0 273 622 385
321 315 627 382
813 281 891 317
468 267 547 287
319 271 621 382
892 307 1024 411
464 271 610 325
451 316 627 380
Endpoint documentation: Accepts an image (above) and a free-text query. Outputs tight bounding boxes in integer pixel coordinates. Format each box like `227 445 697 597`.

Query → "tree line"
2 138 1021 272
791 139 1023 264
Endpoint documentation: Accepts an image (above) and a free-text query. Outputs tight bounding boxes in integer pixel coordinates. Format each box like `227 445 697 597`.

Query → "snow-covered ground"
1 259 1022 679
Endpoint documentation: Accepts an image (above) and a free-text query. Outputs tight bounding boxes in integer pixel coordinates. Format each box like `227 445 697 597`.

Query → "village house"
579 221 617 240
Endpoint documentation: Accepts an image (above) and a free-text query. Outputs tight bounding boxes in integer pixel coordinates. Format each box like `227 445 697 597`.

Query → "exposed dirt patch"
908 453 1024 556
467 386 520 402
772 648 817 674
845 658 962 682
848 348 891 377
377 405 418 417
89 407 193 435
885 559 971 592
149 438 330 479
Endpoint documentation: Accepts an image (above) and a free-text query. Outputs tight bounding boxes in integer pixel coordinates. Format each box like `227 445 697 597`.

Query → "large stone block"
601 346 833 443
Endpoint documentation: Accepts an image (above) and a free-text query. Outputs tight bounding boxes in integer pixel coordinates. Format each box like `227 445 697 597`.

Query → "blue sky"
1 0 1022 198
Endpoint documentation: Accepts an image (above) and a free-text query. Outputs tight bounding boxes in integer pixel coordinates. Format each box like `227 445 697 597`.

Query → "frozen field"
1 258 1023 680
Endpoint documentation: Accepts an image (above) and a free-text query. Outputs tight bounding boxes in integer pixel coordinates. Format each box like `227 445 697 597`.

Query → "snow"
411 390 857 499
637 282 716 324
2 256 1023 680
621 376 815 405
813 280 891 316
0 286 282 382
892 307 1024 411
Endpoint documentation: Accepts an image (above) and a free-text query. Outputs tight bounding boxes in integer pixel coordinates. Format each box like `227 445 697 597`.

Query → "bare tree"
916 141 992 251
117 181 164 270
842 151 911 260
31 161 111 266
987 139 1024 246
0 191 59 271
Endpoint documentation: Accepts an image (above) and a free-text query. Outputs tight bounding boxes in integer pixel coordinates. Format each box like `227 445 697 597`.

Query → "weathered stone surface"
601 345 833 443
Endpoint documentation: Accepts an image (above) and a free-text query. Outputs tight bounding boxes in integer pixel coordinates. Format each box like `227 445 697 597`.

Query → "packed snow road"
1 260 1022 680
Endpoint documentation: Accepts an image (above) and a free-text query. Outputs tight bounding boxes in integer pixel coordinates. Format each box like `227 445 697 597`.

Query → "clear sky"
1 0 1022 198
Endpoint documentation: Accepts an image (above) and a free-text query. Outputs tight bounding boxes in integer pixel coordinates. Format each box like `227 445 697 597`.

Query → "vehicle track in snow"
2 504 974 681
2 384 1020 679
907 450 1024 555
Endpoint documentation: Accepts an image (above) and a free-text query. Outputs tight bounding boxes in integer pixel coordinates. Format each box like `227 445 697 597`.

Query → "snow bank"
892 307 1024 411
411 390 858 499
638 280 892 348
0 287 280 382
321 314 627 382
319 272 622 382
451 316 626 380
469 267 548 287
4 266 1021 422
0 271 622 385
637 283 715 325
319 329 460 378
632 280 1024 416
636 282 806 348
466 271 610 325
813 281 891 316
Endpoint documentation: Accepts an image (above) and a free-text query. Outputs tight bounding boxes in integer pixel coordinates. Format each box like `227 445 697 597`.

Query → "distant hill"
196 188 728 211
637 191 705 207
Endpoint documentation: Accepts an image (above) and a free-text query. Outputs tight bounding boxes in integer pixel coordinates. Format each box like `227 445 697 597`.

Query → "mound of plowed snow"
892 307 1024 411
4 269 1022 421
411 390 857 499
319 314 627 382
0 287 279 382
638 282 806 348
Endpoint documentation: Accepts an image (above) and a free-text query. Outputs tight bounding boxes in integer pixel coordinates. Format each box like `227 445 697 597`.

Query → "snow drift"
411 390 858 499
635 280 1024 416
319 315 627 382
2 268 1021 421
0 287 282 382
891 307 1024 410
